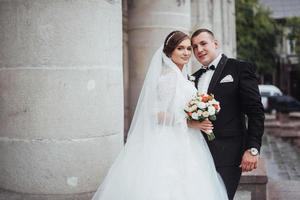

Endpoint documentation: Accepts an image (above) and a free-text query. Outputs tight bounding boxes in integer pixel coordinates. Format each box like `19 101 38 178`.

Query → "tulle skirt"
92 126 228 200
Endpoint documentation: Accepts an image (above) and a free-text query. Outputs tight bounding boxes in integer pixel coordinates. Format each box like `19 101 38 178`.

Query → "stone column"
221 0 236 58
128 0 191 121
212 0 223 47
191 0 236 64
123 0 130 139
191 0 213 31
191 0 214 70
221 0 230 56
229 0 237 58
0 0 123 195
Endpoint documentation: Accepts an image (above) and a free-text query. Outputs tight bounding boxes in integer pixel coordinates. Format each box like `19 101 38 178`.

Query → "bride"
91 31 228 200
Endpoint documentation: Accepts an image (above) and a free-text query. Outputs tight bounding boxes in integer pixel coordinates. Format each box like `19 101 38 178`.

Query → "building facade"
260 0 300 99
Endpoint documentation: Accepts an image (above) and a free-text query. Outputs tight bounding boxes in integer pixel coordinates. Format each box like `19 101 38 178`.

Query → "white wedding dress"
92 47 228 200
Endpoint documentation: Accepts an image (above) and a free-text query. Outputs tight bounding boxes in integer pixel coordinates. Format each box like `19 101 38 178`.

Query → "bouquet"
184 93 221 141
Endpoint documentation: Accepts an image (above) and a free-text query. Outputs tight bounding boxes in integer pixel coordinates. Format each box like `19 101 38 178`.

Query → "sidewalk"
0 187 250 200
262 133 300 199
0 189 94 200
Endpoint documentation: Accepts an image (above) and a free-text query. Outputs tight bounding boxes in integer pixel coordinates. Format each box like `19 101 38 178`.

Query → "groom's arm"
238 61 265 151
238 61 265 172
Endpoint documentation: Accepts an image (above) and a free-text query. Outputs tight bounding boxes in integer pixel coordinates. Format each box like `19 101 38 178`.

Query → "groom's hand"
239 150 259 172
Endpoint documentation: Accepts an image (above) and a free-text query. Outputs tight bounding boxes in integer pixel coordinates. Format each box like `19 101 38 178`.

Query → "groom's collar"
201 53 222 70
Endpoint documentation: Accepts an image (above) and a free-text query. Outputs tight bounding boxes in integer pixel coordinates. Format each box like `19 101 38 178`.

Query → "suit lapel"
192 68 206 89
207 54 228 94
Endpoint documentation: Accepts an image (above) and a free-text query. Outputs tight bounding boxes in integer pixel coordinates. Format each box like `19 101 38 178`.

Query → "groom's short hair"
191 28 215 40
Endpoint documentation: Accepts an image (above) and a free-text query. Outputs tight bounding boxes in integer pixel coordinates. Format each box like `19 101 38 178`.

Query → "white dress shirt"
197 53 222 94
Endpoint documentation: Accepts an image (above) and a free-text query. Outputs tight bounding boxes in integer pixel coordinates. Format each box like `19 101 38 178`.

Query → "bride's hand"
187 119 213 132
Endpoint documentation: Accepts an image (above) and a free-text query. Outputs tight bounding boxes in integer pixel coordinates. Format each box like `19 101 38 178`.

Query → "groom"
190 29 265 200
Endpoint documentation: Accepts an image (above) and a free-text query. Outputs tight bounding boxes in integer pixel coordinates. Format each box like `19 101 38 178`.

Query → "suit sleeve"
239 62 265 151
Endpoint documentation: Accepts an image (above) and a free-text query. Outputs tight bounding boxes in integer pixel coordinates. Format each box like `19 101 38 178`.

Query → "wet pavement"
262 134 300 181
262 131 300 199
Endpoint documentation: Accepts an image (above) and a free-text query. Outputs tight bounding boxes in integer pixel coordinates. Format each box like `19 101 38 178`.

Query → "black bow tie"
201 65 215 73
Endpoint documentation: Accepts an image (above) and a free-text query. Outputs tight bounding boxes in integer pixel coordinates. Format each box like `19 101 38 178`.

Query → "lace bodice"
156 67 197 126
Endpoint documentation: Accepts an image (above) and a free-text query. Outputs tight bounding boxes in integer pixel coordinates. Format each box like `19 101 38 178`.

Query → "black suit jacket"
192 54 265 166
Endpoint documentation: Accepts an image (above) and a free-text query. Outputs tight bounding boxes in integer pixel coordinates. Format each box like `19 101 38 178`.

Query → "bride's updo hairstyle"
163 31 189 57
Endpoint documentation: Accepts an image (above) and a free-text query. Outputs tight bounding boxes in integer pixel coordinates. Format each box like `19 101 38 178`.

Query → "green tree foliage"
236 0 278 74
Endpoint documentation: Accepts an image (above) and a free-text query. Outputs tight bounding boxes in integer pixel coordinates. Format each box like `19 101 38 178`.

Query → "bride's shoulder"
159 67 177 80
157 68 177 91
161 66 176 74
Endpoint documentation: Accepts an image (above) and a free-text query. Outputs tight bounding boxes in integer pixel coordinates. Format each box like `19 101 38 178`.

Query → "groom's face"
191 32 218 66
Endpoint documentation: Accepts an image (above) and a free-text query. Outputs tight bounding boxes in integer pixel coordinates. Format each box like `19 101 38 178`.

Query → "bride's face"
171 39 192 69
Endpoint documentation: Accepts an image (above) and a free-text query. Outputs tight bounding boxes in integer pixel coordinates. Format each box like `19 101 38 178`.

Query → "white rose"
208 99 217 105
191 112 199 120
211 99 218 104
190 100 197 105
197 102 206 109
202 111 209 118
184 105 191 112
190 105 198 112
208 106 216 115
197 110 203 115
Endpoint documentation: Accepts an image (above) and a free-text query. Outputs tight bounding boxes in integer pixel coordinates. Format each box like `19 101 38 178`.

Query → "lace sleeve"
155 70 179 125
157 71 177 111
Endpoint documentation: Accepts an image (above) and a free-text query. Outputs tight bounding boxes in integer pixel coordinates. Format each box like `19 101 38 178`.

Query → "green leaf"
209 115 216 121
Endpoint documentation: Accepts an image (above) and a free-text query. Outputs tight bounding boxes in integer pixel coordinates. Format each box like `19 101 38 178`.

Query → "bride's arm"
157 111 175 125
155 71 177 125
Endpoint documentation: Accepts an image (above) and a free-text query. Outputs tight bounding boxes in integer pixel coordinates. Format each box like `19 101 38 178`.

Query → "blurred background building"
260 0 300 100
